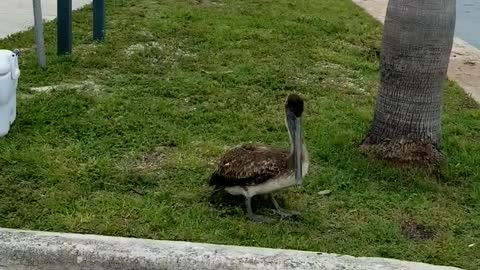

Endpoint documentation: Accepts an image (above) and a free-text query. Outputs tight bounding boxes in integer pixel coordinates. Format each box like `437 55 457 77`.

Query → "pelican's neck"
301 142 309 176
285 114 295 154
284 114 308 164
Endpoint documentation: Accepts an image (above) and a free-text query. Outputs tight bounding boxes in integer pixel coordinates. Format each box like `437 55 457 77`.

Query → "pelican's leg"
245 196 274 223
270 194 300 218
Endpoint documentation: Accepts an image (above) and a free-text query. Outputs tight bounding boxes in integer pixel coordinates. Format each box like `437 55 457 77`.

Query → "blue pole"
93 0 106 41
57 0 72 55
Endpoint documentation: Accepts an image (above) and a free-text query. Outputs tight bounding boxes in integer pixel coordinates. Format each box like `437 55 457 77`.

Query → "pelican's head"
285 94 304 186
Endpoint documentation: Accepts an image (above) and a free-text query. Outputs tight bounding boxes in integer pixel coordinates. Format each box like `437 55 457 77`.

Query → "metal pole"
93 0 106 41
32 0 46 67
57 0 72 55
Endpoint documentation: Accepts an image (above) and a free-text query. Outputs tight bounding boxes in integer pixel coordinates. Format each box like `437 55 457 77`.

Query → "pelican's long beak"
294 117 302 185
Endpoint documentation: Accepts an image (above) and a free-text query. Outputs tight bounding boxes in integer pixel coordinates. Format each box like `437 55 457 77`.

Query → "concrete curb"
0 228 463 270
0 0 92 39
352 0 480 104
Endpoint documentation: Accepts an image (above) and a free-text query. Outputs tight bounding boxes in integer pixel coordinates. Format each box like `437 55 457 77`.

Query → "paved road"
457 0 480 48
0 0 92 39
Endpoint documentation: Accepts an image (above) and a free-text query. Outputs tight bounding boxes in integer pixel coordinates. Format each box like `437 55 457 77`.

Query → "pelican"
209 94 309 223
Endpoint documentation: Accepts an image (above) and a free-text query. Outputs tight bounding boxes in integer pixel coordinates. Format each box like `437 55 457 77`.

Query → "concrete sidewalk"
0 0 92 39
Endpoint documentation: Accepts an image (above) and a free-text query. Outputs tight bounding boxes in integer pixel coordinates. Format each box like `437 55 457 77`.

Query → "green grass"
1 0 479 268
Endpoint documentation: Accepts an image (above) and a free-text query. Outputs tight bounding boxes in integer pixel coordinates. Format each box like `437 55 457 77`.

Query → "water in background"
456 0 480 48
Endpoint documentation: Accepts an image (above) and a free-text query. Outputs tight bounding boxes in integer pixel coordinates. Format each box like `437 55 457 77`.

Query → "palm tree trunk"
361 0 456 167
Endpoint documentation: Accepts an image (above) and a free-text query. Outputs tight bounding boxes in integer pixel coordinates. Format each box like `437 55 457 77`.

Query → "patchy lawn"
0 0 479 269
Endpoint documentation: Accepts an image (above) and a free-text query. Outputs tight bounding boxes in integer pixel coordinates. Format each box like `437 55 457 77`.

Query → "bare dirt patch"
293 61 370 95
124 41 197 67
117 145 176 176
30 81 102 93
401 219 436 240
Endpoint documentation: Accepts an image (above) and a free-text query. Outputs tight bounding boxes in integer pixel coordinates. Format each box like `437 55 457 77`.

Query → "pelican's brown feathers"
209 143 292 189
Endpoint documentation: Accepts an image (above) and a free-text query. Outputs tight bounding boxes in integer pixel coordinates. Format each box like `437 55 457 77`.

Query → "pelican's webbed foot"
271 209 300 218
245 196 275 223
247 213 275 223
270 194 301 219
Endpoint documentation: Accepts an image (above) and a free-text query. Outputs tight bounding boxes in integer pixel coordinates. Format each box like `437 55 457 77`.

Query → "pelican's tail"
209 173 225 197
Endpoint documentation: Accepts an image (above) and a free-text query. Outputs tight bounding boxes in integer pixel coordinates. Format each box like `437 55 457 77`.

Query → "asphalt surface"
456 0 480 48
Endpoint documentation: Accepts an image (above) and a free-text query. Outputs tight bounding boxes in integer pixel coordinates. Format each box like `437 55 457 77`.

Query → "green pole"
57 0 72 55
93 0 106 41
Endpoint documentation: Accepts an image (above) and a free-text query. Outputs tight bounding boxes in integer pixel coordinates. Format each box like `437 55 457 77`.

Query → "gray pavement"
0 0 92 39
457 0 480 48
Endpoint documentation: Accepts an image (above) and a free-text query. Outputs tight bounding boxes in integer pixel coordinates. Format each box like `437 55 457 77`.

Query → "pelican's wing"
209 144 289 188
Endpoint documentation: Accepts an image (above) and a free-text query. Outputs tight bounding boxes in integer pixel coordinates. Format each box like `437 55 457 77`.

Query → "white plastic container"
0 49 20 137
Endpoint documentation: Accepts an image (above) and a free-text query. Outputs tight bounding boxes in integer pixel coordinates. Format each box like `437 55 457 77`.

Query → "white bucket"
0 49 20 137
